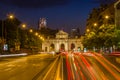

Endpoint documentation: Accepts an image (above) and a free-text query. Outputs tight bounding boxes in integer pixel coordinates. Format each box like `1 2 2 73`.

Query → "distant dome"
56 30 68 39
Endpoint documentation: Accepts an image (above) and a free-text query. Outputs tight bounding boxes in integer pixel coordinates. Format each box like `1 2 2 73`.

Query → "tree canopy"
82 2 120 50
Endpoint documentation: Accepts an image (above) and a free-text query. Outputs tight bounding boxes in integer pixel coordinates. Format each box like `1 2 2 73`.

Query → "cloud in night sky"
0 0 70 8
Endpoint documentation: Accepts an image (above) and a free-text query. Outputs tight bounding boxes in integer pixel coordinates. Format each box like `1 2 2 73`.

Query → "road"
65 52 120 80
0 52 120 80
0 54 57 80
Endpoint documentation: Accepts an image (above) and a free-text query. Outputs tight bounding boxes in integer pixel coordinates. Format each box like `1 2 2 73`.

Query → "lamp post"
2 20 4 40
104 15 109 25
21 24 26 29
94 23 97 27
105 15 109 19
1 20 4 54
29 29 33 33
35 32 38 36
6 14 14 41
86 29 90 33
1 14 14 53
8 14 22 51
16 23 26 51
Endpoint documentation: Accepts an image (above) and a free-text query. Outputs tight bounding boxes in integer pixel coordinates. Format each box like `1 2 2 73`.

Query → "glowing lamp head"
105 15 109 19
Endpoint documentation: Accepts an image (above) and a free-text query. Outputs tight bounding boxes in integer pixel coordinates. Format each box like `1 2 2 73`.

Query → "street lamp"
94 23 97 27
38 35 41 38
29 29 33 33
86 29 90 33
2 20 4 40
105 15 109 19
40 36 44 41
1 14 14 52
35 32 38 36
105 15 109 24
21 24 26 29
2 14 14 40
8 14 14 19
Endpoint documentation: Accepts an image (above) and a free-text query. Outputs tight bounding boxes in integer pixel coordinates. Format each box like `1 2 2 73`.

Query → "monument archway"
71 43 75 50
50 43 55 51
42 30 83 52
60 43 65 51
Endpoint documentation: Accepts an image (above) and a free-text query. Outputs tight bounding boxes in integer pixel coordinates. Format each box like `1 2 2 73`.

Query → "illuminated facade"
38 18 47 30
115 0 120 29
42 30 83 52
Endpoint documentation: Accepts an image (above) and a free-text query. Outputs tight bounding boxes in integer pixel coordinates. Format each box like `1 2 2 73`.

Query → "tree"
2 18 21 49
82 2 117 50
86 3 115 33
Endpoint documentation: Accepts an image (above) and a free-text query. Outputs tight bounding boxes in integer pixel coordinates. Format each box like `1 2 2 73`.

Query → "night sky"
0 0 115 34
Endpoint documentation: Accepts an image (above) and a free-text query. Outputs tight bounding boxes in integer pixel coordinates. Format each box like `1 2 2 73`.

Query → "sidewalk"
0 53 28 58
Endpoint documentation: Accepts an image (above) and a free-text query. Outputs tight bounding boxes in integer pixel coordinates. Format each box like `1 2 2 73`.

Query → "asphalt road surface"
0 52 120 80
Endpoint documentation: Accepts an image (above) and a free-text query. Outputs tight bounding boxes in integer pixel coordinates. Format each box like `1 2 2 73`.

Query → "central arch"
60 43 65 51
50 44 55 51
71 43 75 50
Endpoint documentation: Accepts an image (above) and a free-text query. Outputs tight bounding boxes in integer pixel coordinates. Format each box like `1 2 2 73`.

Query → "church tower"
38 18 47 30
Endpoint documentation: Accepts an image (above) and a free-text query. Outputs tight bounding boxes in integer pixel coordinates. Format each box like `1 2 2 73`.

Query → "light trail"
65 54 73 80
69 55 76 80
74 56 86 80
74 54 93 80
92 53 120 79
0 52 119 80
82 54 109 80
42 56 59 80
0 53 27 57
70 55 80 80
79 54 97 80
55 57 61 80
94 53 120 73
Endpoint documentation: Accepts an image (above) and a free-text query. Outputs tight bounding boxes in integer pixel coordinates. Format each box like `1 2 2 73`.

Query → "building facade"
42 30 83 52
115 0 120 29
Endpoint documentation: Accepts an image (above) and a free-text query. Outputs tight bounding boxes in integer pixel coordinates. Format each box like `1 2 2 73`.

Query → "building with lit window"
42 30 83 52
